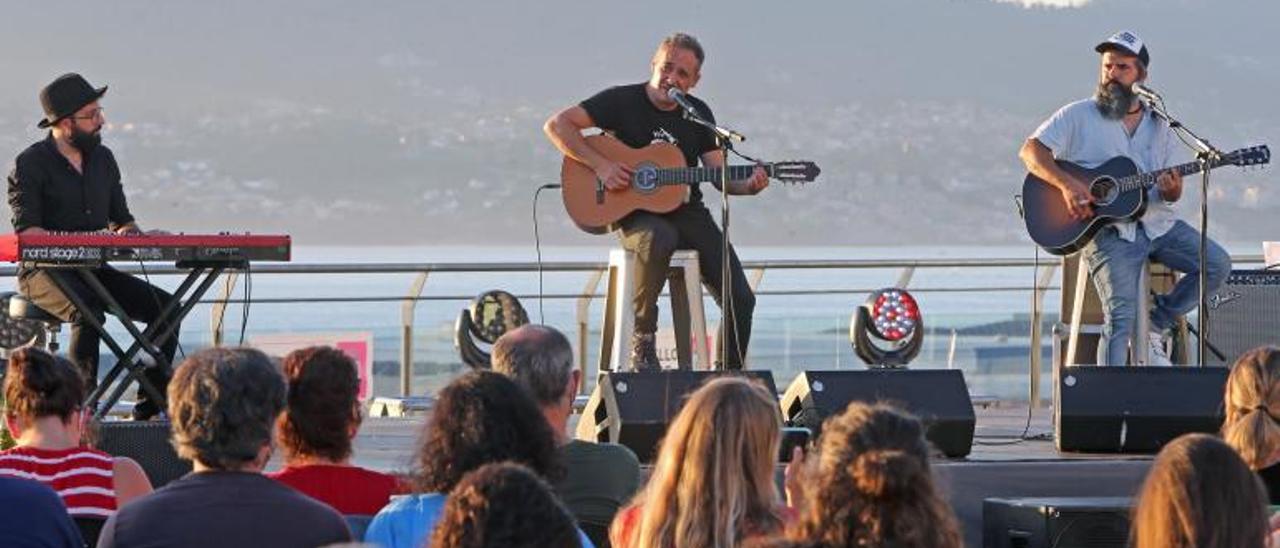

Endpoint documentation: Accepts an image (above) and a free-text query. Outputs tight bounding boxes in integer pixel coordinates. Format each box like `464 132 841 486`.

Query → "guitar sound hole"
1090 177 1118 206
633 165 659 193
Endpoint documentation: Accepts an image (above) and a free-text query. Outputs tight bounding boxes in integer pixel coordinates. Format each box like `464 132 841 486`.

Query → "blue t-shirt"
0 476 83 548
366 493 595 548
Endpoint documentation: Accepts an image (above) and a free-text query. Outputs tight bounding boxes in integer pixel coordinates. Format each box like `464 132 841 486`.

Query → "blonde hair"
1222 346 1280 469
613 376 784 548
1130 433 1268 548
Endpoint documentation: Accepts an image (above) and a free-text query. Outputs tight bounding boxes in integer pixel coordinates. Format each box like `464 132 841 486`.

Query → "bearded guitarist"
544 33 767 371
1019 30 1231 366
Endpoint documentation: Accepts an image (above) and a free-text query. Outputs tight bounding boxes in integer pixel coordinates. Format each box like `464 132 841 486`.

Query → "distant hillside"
1 0 1275 246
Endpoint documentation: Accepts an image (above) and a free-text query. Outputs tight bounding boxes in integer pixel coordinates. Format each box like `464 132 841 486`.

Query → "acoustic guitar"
560 134 820 234
1021 144 1269 255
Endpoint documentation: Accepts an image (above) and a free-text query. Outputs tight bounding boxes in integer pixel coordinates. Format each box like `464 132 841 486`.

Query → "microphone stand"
679 105 746 370
1141 93 1222 367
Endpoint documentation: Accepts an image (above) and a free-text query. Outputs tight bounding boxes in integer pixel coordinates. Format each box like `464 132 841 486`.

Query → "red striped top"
0 446 118 517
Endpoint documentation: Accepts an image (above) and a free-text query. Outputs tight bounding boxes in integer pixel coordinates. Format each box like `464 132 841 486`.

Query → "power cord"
974 195 1048 445
533 183 562 324
238 260 252 345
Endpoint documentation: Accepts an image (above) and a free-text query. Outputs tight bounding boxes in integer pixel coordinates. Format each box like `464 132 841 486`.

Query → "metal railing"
3 253 1262 404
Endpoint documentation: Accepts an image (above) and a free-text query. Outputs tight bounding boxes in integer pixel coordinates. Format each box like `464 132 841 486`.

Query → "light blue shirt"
365 493 595 548
1031 97 1182 242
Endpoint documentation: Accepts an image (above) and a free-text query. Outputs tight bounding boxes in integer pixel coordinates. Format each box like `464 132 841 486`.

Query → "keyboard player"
6 73 178 421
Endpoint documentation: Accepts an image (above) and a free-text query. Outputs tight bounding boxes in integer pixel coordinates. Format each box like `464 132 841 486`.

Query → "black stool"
0 292 59 353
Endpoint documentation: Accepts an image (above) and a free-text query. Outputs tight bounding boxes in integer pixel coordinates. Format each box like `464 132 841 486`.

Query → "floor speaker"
1204 270 1280 366
983 497 1131 548
779 369 975 458
96 420 191 488
575 370 777 463
1055 366 1227 453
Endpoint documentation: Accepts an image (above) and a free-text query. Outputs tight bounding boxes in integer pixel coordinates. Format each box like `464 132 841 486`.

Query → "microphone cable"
532 183 562 324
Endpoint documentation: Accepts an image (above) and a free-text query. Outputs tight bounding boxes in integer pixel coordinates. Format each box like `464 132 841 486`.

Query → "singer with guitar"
1018 30 1231 367
544 33 767 371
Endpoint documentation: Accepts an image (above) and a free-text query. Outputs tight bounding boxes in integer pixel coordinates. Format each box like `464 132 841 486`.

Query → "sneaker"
630 332 661 372
1146 331 1173 367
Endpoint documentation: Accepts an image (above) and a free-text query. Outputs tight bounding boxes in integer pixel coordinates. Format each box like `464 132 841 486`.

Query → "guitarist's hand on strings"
1061 178 1094 220
1156 169 1183 202
596 161 634 191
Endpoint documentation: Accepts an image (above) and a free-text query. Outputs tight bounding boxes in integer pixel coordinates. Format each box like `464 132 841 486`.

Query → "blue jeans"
1082 220 1231 366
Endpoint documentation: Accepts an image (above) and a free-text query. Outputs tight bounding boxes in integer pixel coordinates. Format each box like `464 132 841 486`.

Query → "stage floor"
324 402 1153 547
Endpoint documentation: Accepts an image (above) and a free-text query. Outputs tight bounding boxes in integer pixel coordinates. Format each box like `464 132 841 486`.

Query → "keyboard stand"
42 259 243 419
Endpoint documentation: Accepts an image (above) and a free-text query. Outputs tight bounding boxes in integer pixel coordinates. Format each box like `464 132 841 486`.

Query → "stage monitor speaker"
575 370 778 463
983 497 1131 548
96 420 191 488
1204 270 1280 366
779 369 975 458
1055 366 1227 453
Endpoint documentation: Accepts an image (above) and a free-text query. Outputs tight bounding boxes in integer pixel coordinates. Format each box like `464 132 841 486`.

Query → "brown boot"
630 332 660 372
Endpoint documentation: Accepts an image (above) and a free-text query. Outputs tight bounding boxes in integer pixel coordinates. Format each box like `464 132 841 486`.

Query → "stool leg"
668 268 693 370
1066 255 1089 366
1133 262 1151 366
616 253 638 371
598 265 619 373
683 261 710 370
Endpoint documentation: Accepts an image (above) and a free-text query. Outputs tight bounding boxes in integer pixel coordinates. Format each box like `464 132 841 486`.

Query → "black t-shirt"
97 471 351 548
580 83 719 205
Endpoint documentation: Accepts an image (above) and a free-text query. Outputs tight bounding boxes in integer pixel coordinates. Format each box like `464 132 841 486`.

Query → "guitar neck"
654 164 769 186
1118 157 1224 193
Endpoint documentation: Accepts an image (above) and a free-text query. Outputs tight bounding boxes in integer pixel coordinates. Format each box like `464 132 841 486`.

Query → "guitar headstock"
1225 144 1270 168
768 161 821 183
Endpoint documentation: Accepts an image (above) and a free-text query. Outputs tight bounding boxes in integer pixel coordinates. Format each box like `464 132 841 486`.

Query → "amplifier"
1205 270 1280 366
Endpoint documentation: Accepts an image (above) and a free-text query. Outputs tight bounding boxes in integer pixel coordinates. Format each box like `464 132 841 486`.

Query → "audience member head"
490 325 578 422
1223 346 1280 470
416 370 561 493
1131 433 1269 548
168 347 285 471
3 347 84 436
787 402 962 548
277 346 361 463
429 461 580 548
616 376 784 548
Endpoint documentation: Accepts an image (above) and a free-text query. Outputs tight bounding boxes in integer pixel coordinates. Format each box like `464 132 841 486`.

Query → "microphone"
667 88 700 116
1131 82 1162 103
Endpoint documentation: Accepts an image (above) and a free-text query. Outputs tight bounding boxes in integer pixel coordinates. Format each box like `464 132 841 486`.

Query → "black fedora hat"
37 73 108 129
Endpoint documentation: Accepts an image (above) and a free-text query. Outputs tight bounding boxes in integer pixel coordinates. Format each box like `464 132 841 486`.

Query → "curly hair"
786 402 963 548
1222 346 1280 470
168 347 285 470
4 347 83 422
277 346 361 462
429 462 580 548
415 370 561 493
1131 433 1269 548
615 376 784 548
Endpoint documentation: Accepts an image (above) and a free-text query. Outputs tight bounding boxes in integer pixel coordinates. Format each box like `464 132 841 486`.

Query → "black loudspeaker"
95 421 191 488
1205 270 1280 366
779 369 975 458
1055 366 1227 453
983 497 1131 548
575 370 778 463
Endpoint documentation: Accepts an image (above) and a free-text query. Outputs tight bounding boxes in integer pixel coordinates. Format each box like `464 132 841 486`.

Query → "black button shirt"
7 135 135 232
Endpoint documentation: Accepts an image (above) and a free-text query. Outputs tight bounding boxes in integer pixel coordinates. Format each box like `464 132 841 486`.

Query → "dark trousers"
18 266 179 405
618 206 755 369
